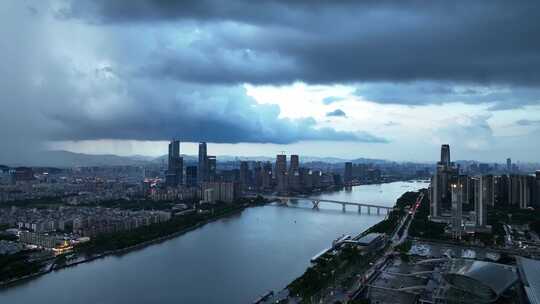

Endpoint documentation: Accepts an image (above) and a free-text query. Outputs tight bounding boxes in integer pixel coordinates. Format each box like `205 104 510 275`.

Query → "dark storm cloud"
0 2 387 164
62 0 359 24
48 81 384 144
326 109 347 117
64 0 540 89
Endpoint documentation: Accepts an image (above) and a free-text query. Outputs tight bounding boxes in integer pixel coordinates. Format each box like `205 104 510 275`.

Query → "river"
0 181 428 304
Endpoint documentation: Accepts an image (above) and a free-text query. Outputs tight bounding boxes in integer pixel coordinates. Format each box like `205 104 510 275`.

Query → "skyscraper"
289 155 299 172
506 158 512 173
288 155 300 192
451 182 463 239
344 162 353 185
207 156 216 182
168 140 180 165
239 161 249 191
535 171 540 208
254 162 263 190
276 154 287 173
523 175 534 208
430 171 440 218
509 174 520 206
495 175 509 207
198 142 208 184
289 169 301 191
276 154 287 193
166 140 183 187
440 144 451 167
474 176 492 227
186 166 198 187
430 144 458 220
483 175 495 207
262 162 272 189
509 174 533 209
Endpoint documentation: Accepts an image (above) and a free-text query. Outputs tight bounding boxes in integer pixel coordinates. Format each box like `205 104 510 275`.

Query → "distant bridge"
261 195 394 215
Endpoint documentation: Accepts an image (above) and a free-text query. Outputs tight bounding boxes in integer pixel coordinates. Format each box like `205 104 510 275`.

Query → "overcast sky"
2 0 540 163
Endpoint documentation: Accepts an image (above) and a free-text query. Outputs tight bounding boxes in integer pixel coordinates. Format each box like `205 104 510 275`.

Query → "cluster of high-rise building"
165 140 183 187
161 140 433 198
162 140 343 196
165 141 217 188
430 144 540 238
343 162 382 185
163 140 227 203
245 154 341 194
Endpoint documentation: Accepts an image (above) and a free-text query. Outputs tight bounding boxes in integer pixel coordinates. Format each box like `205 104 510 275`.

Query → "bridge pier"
342 204 346 212
358 205 361 213
377 208 380 215
312 200 320 210
367 206 371 215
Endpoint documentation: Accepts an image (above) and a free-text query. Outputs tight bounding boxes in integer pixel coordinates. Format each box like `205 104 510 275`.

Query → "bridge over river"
261 195 394 215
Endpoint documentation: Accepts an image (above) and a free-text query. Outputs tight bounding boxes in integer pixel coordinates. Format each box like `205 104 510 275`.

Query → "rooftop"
357 233 384 245
517 257 540 304
442 259 518 303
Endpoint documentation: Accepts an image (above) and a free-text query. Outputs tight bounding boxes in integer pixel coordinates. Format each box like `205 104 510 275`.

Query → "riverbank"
267 190 424 303
0 201 262 289
1 181 430 304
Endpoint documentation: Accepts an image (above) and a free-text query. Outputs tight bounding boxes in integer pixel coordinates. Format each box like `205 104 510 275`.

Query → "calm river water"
0 181 428 304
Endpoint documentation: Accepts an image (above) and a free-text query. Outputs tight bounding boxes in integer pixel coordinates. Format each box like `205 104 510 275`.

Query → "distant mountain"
302 156 350 164
0 150 396 168
350 157 390 165
1 150 151 168
127 155 156 162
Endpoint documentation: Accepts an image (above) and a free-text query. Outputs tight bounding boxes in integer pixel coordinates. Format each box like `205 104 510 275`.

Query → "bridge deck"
263 196 393 210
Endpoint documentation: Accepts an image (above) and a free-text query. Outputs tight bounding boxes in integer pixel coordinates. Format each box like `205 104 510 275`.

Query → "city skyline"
44 140 540 164
2 1 540 164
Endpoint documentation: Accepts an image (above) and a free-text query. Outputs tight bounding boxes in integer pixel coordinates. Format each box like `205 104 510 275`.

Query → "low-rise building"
356 233 386 253
19 231 62 249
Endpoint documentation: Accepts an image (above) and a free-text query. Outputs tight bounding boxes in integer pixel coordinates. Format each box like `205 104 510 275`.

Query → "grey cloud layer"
49 79 383 144
4 0 540 164
0 1 385 164
355 82 540 110
65 0 540 87
516 119 540 126
61 0 540 111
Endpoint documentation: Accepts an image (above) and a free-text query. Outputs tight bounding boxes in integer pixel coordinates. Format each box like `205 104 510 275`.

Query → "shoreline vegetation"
0 197 265 289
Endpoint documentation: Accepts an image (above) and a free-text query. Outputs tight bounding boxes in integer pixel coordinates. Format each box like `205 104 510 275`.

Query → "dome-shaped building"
439 259 518 303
